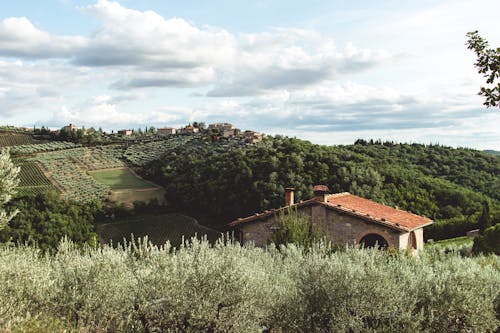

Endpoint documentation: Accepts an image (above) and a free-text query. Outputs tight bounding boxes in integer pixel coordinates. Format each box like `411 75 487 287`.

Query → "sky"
1 0 499 149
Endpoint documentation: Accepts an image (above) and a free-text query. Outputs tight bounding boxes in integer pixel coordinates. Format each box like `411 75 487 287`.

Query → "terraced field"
0 132 38 147
124 135 196 166
13 134 235 203
12 141 81 155
15 161 58 196
74 145 125 170
28 148 109 202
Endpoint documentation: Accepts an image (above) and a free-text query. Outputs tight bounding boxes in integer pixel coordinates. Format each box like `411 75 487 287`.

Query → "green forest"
148 137 499 240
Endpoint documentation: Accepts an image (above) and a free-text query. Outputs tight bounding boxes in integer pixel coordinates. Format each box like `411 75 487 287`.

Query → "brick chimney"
285 187 295 206
313 185 329 202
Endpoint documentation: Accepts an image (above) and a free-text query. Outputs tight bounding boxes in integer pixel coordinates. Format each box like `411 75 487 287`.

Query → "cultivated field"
88 168 153 189
0 132 38 147
74 145 125 170
11 141 81 155
9 134 210 203
108 188 167 207
15 161 58 196
97 213 221 246
29 148 109 202
123 135 195 166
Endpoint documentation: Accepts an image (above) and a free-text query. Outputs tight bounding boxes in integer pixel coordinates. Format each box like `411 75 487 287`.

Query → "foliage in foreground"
271 208 325 248
466 30 500 108
0 148 19 231
473 224 500 255
0 238 498 332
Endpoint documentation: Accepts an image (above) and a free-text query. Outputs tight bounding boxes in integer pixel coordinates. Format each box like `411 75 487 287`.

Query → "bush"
0 238 498 332
271 208 325 248
473 224 500 255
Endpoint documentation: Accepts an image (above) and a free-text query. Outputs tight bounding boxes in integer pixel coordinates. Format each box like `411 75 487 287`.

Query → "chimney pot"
313 184 329 202
285 187 295 206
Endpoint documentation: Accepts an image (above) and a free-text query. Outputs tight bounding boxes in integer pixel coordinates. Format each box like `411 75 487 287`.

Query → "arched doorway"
360 233 389 249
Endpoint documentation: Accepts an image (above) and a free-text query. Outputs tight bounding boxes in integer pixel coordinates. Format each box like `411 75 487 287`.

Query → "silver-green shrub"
0 238 498 332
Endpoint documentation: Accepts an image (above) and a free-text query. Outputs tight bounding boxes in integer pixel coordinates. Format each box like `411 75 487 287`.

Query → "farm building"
208 123 239 137
157 127 176 136
242 130 263 144
118 129 133 136
229 185 433 252
180 125 199 134
63 123 78 132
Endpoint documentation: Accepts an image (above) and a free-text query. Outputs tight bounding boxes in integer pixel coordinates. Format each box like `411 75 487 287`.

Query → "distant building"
208 123 238 137
157 127 177 136
243 130 263 144
118 129 133 136
63 124 78 132
180 125 199 134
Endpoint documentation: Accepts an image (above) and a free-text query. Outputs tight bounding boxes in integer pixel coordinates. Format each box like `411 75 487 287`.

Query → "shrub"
271 208 325 248
0 238 498 332
473 224 500 255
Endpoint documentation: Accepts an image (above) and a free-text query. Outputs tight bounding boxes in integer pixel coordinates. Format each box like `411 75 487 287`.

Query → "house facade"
229 185 433 252
157 127 176 136
118 129 133 136
242 130 263 144
63 123 78 132
180 125 199 134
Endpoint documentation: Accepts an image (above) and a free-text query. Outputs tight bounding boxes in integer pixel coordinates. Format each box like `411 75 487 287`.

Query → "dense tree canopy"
467 30 500 108
0 191 102 251
147 136 499 240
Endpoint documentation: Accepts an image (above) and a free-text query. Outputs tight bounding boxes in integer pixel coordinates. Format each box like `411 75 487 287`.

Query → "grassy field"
426 236 474 248
97 213 221 247
89 168 154 189
108 188 166 207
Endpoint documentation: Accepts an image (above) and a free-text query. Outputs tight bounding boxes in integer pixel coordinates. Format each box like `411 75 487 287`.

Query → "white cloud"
0 0 393 93
53 95 186 128
0 0 498 149
0 17 86 58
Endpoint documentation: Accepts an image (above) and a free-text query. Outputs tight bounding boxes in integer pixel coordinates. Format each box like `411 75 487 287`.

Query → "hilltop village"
15 122 264 145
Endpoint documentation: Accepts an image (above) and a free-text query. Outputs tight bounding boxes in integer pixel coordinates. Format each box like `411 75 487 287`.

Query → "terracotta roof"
325 193 433 230
229 192 433 231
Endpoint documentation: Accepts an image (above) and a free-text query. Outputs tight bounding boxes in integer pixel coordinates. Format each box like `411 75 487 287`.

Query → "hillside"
0 129 498 241
146 136 499 240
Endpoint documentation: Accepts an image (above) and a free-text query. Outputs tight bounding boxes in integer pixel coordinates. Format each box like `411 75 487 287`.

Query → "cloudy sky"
1 0 499 149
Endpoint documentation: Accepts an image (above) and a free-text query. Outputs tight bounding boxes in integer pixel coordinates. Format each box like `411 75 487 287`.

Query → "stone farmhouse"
180 125 200 134
208 123 238 138
63 123 78 132
229 185 433 252
242 130 263 144
157 127 176 136
118 129 133 136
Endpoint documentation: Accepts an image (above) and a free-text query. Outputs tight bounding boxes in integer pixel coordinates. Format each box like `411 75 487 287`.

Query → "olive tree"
0 148 20 231
466 31 500 107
